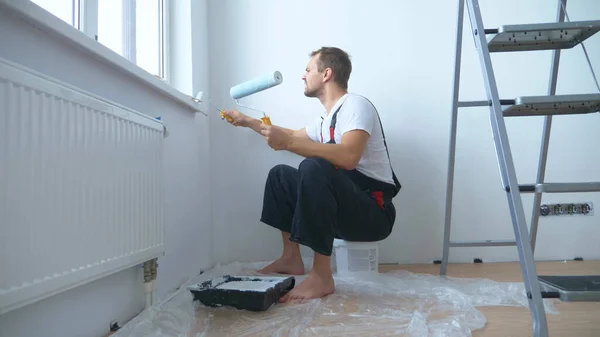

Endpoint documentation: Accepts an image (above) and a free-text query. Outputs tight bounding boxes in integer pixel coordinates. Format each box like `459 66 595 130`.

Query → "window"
136 0 161 77
97 0 123 56
31 0 74 25
29 0 167 79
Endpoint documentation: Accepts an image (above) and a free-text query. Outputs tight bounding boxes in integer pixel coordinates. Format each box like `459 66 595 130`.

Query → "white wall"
0 3 212 337
206 0 600 265
1 0 598 335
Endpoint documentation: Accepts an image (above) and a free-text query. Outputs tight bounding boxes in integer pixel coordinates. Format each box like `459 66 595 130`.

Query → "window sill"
0 0 205 115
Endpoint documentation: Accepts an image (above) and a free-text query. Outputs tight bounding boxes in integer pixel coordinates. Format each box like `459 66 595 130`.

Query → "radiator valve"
155 116 170 138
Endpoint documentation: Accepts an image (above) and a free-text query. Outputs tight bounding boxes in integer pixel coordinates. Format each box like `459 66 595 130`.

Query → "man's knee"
267 164 295 183
298 157 335 178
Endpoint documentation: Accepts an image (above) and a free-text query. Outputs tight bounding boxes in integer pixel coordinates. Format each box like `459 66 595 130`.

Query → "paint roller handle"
260 116 272 126
222 109 274 135
220 109 249 127
220 111 234 123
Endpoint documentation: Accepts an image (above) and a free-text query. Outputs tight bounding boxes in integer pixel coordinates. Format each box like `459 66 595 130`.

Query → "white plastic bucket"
333 239 379 275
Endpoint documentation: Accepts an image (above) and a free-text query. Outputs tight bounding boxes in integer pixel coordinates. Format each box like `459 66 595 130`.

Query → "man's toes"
291 293 303 301
280 292 291 302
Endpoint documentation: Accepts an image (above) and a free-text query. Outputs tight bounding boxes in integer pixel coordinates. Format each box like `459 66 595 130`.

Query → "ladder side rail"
466 0 549 336
530 0 567 253
441 0 467 276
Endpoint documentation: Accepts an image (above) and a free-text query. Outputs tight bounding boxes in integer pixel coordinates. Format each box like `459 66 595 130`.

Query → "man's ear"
322 68 333 83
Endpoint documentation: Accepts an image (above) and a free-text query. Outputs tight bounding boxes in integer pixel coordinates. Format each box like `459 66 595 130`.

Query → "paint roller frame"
230 71 283 125
196 91 235 123
196 71 283 125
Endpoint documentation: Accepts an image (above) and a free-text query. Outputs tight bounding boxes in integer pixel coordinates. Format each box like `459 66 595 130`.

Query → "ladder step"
486 21 600 52
449 240 516 247
458 100 515 107
518 182 600 193
502 94 600 117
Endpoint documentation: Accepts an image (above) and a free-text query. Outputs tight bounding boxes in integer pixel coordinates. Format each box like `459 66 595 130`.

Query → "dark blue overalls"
260 99 401 256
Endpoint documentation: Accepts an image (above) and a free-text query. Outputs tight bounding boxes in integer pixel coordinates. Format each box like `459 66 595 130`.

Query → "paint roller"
224 71 283 125
196 71 283 125
230 71 283 100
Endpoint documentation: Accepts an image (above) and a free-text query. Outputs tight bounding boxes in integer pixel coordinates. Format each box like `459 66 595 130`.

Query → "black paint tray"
187 275 295 311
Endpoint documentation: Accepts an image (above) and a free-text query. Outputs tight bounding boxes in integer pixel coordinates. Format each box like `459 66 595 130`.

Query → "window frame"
69 0 167 80
77 0 98 40
159 0 168 81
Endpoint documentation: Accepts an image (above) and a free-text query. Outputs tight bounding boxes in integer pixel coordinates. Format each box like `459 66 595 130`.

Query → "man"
222 47 401 302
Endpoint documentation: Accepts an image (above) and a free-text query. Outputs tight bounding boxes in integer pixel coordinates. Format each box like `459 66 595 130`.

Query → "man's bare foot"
257 255 305 275
280 270 335 302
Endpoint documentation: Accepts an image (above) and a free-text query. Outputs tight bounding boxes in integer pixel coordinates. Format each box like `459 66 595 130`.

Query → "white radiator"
0 58 165 315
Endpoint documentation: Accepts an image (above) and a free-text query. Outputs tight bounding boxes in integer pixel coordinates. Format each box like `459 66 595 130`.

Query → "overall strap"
320 103 344 144
328 95 401 197
328 106 340 143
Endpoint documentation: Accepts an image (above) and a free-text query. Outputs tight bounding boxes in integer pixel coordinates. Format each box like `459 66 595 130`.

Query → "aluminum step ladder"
441 0 600 336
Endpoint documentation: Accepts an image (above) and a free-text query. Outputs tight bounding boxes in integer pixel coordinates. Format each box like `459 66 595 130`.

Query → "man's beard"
304 86 318 97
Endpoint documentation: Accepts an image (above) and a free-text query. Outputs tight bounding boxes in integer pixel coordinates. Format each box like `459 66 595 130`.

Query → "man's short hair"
310 47 352 90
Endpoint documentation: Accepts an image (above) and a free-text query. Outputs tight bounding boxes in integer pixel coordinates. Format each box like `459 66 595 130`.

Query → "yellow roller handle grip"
220 111 233 122
220 111 272 126
260 116 272 126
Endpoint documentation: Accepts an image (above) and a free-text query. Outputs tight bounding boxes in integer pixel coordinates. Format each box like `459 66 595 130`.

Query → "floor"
381 260 600 337
114 260 600 337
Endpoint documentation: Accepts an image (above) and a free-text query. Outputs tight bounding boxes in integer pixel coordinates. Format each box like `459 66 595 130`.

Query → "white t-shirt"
305 93 394 185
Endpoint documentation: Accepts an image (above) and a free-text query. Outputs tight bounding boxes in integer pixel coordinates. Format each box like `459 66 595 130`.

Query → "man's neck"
320 88 348 115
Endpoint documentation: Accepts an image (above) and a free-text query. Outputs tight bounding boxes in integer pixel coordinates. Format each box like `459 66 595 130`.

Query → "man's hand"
221 109 250 127
222 109 308 139
260 123 292 151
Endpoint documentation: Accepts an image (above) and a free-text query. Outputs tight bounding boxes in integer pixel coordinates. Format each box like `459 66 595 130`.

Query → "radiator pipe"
143 261 152 309
151 258 158 306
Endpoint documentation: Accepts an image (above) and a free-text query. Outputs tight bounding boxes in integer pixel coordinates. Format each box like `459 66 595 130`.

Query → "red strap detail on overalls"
372 191 384 209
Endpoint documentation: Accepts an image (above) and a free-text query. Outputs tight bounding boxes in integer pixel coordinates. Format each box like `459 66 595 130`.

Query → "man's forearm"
245 117 294 135
287 137 358 170
244 117 263 134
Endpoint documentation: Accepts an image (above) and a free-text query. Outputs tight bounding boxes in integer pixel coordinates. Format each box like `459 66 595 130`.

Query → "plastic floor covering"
113 260 558 337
